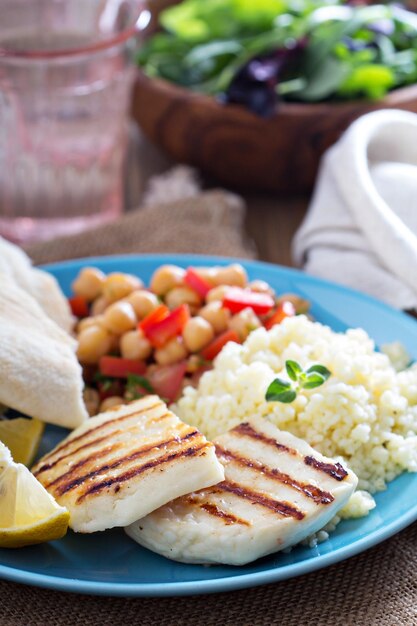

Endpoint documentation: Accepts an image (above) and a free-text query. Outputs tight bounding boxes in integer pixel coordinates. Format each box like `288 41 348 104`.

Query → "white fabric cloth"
292 109 417 310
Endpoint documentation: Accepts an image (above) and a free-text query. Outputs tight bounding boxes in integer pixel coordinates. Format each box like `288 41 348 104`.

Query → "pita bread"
0 236 73 333
0 273 88 429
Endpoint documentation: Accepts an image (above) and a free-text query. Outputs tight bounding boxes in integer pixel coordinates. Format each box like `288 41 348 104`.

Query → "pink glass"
0 0 149 243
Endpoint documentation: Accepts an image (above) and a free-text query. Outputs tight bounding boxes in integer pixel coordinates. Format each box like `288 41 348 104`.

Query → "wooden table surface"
125 125 310 267
244 193 309 266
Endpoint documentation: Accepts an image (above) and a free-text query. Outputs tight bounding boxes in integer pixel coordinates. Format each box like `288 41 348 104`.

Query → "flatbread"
0 236 73 333
0 273 88 429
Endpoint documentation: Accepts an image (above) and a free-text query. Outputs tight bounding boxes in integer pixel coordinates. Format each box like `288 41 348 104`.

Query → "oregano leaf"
270 389 297 403
306 364 331 380
265 378 292 401
285 360 303 382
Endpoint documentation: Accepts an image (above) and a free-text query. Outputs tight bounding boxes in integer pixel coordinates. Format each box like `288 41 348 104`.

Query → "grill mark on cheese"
185 496 251 526
304 456 348 481
216 445 334 505
231 422 296 455
44 442 124 490
55 429 202 497
39 400 163 462
34 409 170 477
33 431 124 477
76 441 210 503
232 422 348 482
218 480 305 520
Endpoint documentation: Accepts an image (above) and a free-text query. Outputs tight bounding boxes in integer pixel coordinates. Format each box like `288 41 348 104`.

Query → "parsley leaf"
126 374 155 394
93 371 115 391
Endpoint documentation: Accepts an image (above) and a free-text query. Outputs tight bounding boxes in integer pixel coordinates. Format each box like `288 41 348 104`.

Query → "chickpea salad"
69 263 310 416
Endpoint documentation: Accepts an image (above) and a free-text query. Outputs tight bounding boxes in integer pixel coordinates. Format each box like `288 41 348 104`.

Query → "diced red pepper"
264 301 296 330
138 304 169 334
147 361 187 403
144 304 190 349
222 287 274 315
184 267 212 298
68 295 89 318
200 329 241 361
99 356 146 378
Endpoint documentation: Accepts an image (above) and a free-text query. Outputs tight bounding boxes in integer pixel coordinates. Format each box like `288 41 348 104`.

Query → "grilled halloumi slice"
32 396 224 533
126 416 358 565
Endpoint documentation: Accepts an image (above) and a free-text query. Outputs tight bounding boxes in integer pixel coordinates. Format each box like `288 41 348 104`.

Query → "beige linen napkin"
292 110 417 310
25 189 256 265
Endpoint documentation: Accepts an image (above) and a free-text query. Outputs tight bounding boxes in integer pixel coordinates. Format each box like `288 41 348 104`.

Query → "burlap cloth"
1 190 417 626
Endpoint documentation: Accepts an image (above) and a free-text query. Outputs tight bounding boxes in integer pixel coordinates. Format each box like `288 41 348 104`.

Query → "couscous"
175 315 417 519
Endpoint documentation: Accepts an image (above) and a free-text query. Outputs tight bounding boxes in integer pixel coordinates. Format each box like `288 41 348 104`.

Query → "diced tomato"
200 329 241 361
144 304 190 349
139 304 169 334
99 356 146 378
184 267 212 298
222 287 274 315
68 295 89 318
264 301 296 330
147 361 187 403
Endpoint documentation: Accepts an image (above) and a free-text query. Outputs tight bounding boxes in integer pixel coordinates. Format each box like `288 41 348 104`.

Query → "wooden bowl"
131 6 417 193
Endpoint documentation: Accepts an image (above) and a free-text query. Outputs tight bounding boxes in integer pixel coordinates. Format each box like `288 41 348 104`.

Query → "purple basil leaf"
223 43 305 117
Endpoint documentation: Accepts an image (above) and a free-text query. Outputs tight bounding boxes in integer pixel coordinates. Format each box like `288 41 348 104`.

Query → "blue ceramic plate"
1 254 416 597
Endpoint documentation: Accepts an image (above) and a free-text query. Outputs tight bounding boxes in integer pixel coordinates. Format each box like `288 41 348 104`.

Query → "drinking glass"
0 0 149 243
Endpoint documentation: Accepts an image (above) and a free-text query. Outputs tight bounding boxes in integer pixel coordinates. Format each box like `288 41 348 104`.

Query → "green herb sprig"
125 374 155 401
265 360 331 404
93 371 115 392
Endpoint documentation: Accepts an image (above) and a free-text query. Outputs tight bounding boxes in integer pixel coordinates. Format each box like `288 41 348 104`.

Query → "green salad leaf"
137 0 417 110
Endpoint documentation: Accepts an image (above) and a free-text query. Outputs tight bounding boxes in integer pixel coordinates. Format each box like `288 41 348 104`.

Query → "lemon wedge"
0 417 45 466
0 442 70 548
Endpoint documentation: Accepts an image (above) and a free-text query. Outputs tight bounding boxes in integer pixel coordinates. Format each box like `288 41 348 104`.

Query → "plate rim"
37 252 417 327
1 505 417 596
1 252 416 597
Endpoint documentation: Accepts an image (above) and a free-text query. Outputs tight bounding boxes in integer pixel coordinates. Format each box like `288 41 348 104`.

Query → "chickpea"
108 333 120 353
276 293 310 314
183 316 214 352
91 296 110 316
120 329 153 361
228 307 261 341
165 286 201 312
192 267 216 286
102 273 143 303
212 264 247 288
77 315 104 334
83 387 100 417
186 354 204 373
99 396 125 412
150 265 185 296
154 336 188 366
248 279 275 296
206 285 230 303
126 290 159 319
199 301 231 334
72 267 105 301
102 301 137 335
77 325 112 364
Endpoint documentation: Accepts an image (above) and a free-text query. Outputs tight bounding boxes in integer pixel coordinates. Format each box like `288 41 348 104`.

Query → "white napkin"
292 109 417 310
